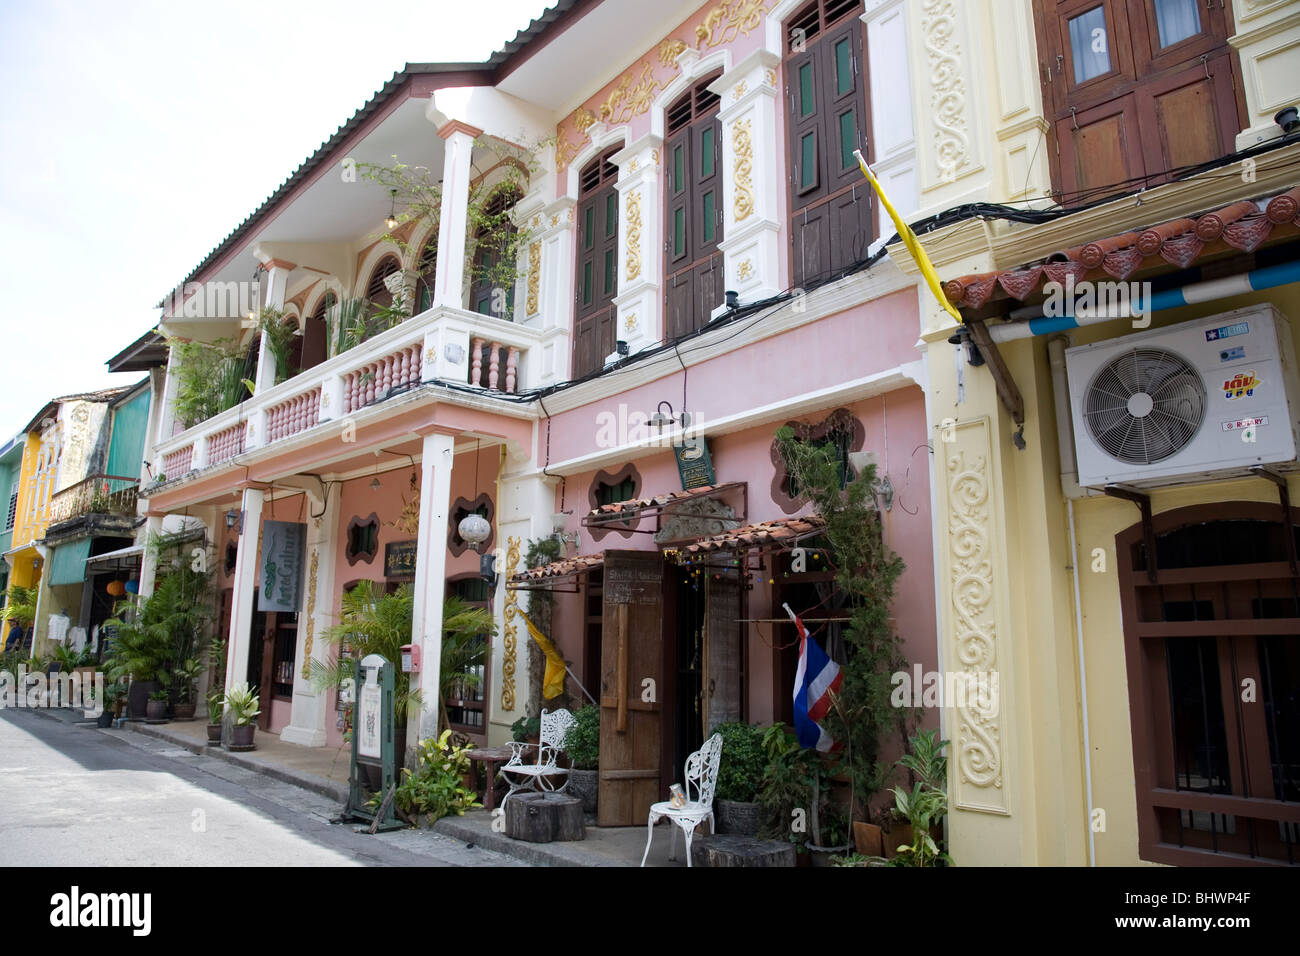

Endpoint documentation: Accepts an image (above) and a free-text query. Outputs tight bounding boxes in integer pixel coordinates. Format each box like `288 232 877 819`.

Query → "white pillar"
281 488 339 747
713 48 783 303
411 430 455 742
611 133 664 355
225 486 265 698
253 262 292 394
138 515 163 599
431 121 481 310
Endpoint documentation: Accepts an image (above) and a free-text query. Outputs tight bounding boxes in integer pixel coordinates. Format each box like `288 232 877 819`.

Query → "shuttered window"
469 185 521 318
785 0 873 289
573 147 621 379
664 74 724 341
1032 0 1240 206
366 255 401 309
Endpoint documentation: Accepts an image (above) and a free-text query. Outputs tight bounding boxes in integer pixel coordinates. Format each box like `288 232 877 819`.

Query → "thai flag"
785 603 841 752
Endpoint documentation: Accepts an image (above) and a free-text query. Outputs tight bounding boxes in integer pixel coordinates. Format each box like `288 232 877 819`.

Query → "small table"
466 746 518 812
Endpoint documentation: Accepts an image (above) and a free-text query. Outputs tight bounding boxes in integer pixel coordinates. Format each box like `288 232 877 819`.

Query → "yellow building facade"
892 0 1300 865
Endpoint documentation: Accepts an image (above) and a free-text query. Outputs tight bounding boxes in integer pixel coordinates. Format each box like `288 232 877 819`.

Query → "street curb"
431 815 609 867
113 721 349 804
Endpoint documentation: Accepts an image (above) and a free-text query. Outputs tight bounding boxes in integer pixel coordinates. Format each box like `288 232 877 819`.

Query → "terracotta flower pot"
230 723 256 750
206 723 223 745
145 699 169 722
173 701 196 721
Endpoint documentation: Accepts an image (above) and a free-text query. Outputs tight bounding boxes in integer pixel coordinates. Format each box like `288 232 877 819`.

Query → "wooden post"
616 604 628 733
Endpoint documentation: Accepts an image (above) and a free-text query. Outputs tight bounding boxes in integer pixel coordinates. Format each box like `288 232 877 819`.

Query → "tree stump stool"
689 833 796 867
505 792 586 843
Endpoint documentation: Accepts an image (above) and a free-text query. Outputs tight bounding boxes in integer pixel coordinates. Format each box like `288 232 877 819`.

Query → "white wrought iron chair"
499 708 576 809
640 732 723 867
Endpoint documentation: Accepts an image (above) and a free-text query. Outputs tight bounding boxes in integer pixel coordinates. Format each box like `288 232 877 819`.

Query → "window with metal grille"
1118 505 1300 866
6 491 15 531
664 73 724 341
573 146 622 379
446 576 491 734
784 0 873 289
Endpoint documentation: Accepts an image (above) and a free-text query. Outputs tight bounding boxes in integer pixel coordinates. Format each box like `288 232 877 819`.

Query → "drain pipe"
988 259 1300 343
1049 335 1096 866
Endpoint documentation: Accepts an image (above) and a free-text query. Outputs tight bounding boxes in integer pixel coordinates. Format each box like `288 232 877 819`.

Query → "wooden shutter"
574 149 620 378
786 0 873 288
469 186 520 318
704 569 742 731
597 551 664 826
367 256 400 308
1034 0 1241 204
664 77 724 340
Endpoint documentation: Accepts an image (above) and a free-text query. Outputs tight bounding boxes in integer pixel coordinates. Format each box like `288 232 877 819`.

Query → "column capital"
436 119 483 141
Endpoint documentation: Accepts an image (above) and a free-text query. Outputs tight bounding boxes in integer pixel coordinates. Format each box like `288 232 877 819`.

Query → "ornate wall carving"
945 418 1009 814
526 241 541 315
625 189 643 281
731 118 754 222
696 0 767 49
599 63 662 125
300 549 319 680
921 0 970 183
500 535 521 712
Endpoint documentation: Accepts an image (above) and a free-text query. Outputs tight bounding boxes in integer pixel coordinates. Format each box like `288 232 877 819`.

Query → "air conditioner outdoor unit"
1065 304 1300 489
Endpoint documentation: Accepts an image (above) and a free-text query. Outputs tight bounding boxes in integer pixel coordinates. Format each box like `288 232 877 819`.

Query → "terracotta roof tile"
943 187 1300 310
684 514 825 555
509 553 603 583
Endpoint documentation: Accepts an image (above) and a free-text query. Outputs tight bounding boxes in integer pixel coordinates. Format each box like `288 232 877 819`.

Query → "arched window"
301 292 332 369
469 184 522 318
283 313 304 378
414 236 438 314
785 0 873 287
664 73 723 340
573 146 620 378
366 255 402 310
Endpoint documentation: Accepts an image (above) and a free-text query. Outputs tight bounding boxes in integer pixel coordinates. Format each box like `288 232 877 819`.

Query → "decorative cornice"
436 119 484 141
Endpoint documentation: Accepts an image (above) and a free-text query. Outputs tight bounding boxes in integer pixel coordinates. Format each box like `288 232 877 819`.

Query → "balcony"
46 475 139 526
152 304 547 484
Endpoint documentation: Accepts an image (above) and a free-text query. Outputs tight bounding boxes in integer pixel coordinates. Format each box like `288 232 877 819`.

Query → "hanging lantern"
458 512 491 548
106 580 126 597
124 578 139 595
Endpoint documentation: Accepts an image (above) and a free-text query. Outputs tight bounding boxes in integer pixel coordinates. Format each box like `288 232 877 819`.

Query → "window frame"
573 146 622 379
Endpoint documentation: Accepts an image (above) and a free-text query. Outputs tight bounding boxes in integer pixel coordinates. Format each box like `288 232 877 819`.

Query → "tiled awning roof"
942 186 1300 311
509 553 603 585
584 482 745 526
683 514 826 555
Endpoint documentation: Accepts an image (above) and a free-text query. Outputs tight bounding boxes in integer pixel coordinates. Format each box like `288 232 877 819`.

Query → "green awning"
48 538 92 587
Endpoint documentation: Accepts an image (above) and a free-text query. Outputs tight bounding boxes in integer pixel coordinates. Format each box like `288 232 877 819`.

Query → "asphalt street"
0 708 523 867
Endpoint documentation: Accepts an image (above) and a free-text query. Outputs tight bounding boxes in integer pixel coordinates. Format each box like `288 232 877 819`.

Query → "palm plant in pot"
714 721 766 835
170 658 203 719
223 682 261 751
145 688 170 723
563 705 600 815
205 692 224 745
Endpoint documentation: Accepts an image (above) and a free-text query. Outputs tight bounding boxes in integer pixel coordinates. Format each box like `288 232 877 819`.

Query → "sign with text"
674 436 716 489
384 540 418 581
261 521 306 612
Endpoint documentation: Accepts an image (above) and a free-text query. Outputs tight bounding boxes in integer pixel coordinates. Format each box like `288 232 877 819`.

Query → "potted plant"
563 705 600 814
224 682 260 751
145 688 170 723
714 721 766 835
884 729 951 867
98 683 125 727
170 658 203 720
757 723 820 862
205 691 224 745
511 714 540 745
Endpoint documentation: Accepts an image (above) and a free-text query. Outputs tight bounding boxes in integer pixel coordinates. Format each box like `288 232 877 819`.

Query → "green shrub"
714 721 766 802
564 706 600 770
511 715 540 742
391 729 481 823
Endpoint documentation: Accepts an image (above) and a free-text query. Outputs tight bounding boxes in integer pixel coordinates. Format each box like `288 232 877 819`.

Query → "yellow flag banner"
517 608 567 701
853 149 963 326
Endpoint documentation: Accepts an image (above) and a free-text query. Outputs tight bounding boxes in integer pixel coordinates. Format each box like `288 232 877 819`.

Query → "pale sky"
0 0 553 437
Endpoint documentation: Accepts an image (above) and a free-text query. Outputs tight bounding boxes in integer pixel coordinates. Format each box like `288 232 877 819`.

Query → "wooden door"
250 612 276 731
597 551 664 826
704 569 743 731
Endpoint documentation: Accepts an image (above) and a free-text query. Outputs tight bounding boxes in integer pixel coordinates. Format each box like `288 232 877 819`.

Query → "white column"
281 488 338 747
138 515 163 599
431 121 482 310
864 0 920 231
156 347 180 454
514 176 576 385
611 133 663 355
713 49 783 304
224 486 265 699
253 262 292 395
411 431 455 742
